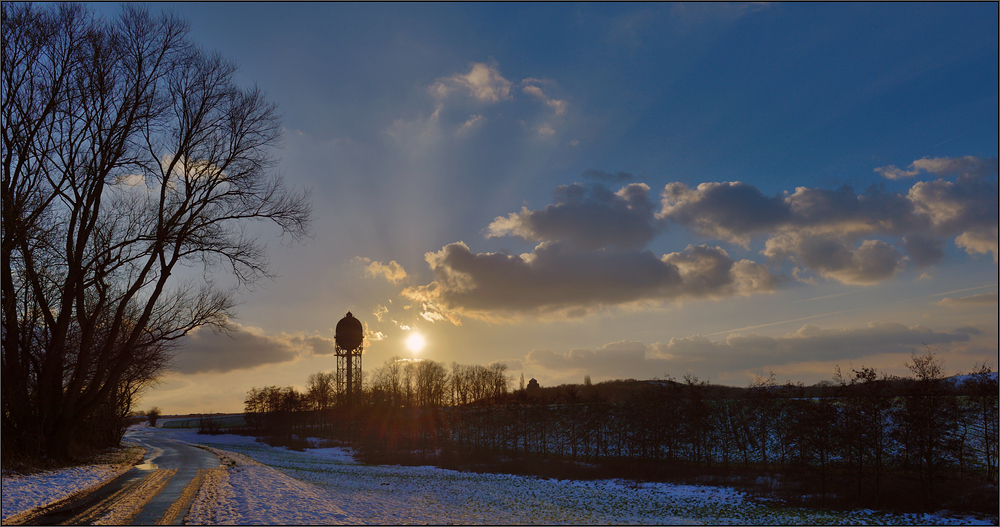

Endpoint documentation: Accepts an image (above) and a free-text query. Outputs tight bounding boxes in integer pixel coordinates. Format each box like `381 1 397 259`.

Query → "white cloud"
955 227 999 263
534 123 556 136
431 62 512 103
456 114 486 136
360 258 408 284
522 80 568 116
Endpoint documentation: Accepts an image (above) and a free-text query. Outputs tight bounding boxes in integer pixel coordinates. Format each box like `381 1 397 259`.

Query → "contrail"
931 132 965 149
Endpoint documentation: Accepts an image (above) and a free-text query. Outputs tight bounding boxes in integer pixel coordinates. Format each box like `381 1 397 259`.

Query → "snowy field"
165 428 989 525
2 426 992 525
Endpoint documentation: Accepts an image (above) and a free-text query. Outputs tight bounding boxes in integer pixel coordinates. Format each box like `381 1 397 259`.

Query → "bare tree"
898 348 957 508
2 3 310 460
965 362 998 482
414 360 448 408
307 371 336 411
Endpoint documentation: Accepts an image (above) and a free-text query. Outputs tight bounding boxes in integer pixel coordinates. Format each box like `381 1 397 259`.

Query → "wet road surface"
27 429 220 525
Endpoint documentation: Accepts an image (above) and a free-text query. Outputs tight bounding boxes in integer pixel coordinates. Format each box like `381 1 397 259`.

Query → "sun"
406 332 425 353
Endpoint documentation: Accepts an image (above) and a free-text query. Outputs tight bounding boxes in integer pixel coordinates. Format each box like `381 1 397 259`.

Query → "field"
169 427 991 525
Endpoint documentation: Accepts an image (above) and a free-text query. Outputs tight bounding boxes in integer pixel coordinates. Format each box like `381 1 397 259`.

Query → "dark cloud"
171 324 336 374
659 181 793 244
305 336 337 355
488 183 659 250
524 323 971 380
659 182 925 244
902 234 945 267
527 341 654 379
693 322 969 366
764 235 906 285
402 241 778 321
582 169 634 182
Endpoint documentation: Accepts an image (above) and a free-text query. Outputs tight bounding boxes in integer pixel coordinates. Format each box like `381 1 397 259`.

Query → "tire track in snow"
64 469 175 525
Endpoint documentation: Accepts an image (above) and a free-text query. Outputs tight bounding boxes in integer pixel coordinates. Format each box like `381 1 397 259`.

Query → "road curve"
28 429 220 525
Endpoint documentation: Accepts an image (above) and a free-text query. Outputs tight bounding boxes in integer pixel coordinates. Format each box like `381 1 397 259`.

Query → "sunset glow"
87 3 996 415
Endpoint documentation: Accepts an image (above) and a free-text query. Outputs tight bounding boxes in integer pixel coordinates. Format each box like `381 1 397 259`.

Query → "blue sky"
88 3 998 414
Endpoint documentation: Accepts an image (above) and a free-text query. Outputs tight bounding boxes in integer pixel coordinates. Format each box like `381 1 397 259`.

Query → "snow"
1 446 142 524
4 427 994 525
162 428 992 525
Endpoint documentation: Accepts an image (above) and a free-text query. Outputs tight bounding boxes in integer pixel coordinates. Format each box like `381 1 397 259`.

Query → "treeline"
239 352 997 511
238 357 511 449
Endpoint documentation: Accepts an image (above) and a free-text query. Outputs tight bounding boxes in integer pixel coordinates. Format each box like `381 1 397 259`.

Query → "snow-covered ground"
1 445 144 524
164 428 990 525
3 427 993 525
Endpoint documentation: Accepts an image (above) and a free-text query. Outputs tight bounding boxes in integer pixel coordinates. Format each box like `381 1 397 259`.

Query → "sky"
87 3 998 414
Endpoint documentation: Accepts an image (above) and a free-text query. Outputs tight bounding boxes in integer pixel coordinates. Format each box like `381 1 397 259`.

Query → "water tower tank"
335 312 364 351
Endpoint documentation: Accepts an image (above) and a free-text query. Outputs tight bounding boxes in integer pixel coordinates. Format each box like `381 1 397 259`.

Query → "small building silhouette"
526 378 540 393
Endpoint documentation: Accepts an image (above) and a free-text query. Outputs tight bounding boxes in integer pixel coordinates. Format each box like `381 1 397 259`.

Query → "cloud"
534 123 556 137
937 293 998 307
419 62 571 140
521 79 568 116
456 114 486 136
659 181 793 246
373 304 389 322
523 322 970 381
527 341 652 379
431 62 512 103
955 227 999 263
171 323 335 374
654 322 970 370
659 182 927 245
907 177 998 235
487 183 659 250
902 234 945 267
875 156 998 180
361 258 408 284
764 234 906 285
399 155 995 323
401 241 778 322
656 156 997 278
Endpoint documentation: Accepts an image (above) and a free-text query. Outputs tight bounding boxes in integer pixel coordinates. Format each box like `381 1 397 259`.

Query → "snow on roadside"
1 445 144 524
163 427 994 525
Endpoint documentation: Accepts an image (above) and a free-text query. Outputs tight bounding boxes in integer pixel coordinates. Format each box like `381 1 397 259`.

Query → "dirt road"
26 429 220 525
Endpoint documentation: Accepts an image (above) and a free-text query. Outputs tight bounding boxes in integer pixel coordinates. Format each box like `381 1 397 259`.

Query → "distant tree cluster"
2 3 308 463
240 357 511 446
241 351 996 512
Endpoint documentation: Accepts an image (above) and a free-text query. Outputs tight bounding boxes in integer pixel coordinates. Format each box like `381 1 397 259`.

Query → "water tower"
335 312 364 405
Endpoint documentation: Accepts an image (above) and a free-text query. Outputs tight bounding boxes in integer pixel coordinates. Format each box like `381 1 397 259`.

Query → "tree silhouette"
2 3 310 460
